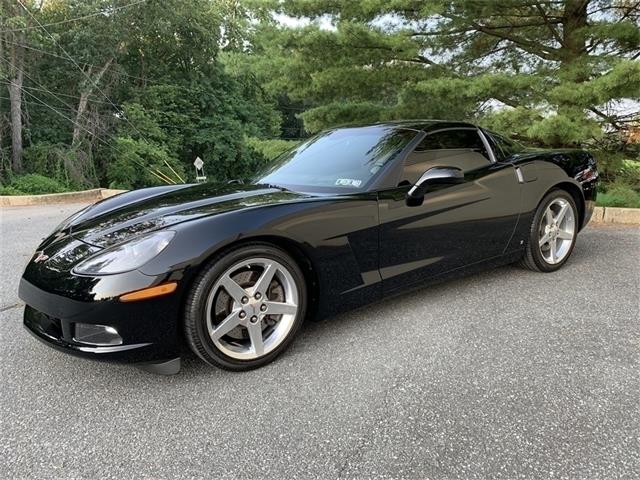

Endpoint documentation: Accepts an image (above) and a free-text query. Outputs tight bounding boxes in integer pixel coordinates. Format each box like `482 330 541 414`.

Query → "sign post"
194 157 206 183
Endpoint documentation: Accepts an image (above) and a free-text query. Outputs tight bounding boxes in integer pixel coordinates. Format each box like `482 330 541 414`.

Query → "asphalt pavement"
0 203 638 479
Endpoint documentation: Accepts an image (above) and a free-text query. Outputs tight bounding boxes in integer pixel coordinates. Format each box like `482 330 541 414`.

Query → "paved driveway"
1 203 638 479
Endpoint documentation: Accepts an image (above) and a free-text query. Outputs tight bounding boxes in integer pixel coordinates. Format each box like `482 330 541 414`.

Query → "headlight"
73 231 175 275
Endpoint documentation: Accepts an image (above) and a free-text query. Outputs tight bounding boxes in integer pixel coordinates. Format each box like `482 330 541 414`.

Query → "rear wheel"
184 244 307 370
520 189 578 272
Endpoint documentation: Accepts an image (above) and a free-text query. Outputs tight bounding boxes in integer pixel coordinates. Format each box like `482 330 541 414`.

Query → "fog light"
73 323 123 346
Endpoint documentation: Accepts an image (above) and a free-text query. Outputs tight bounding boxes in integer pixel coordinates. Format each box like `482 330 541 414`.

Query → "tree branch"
588 106 623 130
535 3 565 47
469 21 561 60
410 20 562 37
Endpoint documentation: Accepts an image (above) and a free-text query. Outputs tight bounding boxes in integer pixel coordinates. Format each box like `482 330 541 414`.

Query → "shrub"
594 150 625 184
107 137 185 190
592 131 640 186
619 159 640 190
597 183 640 208
23 143 96 189
23 144 70 183
0 185 24 195
9 174 68 195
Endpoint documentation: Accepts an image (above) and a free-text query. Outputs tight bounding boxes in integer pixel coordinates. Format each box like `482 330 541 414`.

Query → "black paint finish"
378 162 521 293
18 121 599 367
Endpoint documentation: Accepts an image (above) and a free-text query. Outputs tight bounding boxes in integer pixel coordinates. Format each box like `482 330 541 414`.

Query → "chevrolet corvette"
18 121 598 373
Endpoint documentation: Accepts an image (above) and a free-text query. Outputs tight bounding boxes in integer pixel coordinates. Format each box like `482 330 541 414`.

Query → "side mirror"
406 166 464 206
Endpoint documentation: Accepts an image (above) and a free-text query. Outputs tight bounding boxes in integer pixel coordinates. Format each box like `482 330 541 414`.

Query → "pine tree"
250 0 640 148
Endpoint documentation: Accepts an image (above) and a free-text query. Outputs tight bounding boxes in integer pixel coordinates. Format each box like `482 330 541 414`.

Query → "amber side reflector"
119 282 178 302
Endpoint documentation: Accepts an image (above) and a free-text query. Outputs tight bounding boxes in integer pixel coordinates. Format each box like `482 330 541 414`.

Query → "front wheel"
520 189 578 272
184 243 307 370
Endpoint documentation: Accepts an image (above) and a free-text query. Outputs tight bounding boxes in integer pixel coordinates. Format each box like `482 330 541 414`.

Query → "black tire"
184 243 307 371
519 189 579 272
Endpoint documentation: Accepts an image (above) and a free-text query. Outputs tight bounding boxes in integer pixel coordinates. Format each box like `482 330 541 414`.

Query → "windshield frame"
252 125 422 194
484 129 527 161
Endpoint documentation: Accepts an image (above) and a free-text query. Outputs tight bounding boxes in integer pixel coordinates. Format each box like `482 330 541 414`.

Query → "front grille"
24 306 66 341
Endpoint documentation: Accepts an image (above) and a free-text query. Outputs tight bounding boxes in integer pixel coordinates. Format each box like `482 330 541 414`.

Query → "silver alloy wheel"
205 257 299 360
538 198 575 265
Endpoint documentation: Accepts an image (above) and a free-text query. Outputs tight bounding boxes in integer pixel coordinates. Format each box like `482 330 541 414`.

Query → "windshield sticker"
335 178 362 187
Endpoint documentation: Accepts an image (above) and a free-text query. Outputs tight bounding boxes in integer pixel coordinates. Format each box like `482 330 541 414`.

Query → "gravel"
1 203 638 479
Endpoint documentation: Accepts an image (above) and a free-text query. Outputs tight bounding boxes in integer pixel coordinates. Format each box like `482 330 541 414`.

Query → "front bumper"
19 278 182 364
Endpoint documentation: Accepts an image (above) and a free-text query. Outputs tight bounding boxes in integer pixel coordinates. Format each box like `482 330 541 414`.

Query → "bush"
23 143 96 189
619 159 640 190
595 151 640 186
107 137 185 190
597 183 640 208
594 150 625 184
0 185 24 195
8 174 68 195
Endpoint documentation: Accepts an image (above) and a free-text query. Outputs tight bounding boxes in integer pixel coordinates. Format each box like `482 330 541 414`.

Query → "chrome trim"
76 343 151 353
477 128 497 163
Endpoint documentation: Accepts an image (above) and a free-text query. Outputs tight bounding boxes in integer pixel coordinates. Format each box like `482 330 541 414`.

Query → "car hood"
47 183 312 249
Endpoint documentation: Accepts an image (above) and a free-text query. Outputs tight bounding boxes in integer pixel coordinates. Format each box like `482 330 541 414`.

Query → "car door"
378 128 522 294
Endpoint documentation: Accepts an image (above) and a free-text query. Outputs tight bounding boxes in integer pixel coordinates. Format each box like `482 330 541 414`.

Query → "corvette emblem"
33 251 49 263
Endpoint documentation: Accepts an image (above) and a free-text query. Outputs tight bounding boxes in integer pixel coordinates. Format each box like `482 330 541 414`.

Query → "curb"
0 188 125 207
591 206 640 225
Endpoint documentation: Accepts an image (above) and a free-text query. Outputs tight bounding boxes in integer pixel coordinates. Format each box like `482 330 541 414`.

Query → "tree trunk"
0 27 4 161
72 90 91 146
2 0 27 174
554 0 589 138
8 41 24 173
561 1 588 72
72 58 113 146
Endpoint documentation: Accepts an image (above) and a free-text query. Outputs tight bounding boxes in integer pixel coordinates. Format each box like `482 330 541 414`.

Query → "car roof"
371 119 478 132
331 119 479 133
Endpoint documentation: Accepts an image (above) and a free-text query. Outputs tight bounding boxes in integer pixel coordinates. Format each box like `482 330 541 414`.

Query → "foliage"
0 185 24 195
106 137 185 190
245 137 298 161
244 0 639 147
1 0 286 188
1 0 638 207
597 183 640 208
619 159 640 190
22 143 93 189
300 102 390 134
4 173 68 195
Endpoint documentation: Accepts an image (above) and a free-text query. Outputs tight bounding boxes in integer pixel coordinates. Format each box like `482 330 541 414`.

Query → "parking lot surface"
1 203 638 479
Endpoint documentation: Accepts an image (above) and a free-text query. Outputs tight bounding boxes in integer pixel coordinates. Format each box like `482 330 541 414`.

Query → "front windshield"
254 126 418 193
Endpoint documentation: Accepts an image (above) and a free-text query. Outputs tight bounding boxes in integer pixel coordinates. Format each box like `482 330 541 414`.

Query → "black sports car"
19 121 598 374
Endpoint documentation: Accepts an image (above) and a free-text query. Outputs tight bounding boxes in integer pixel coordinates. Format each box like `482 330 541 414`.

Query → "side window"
415 129 487 153
400 129 491 184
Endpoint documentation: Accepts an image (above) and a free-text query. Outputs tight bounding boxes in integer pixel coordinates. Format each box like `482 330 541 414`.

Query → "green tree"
247 0 639 148
113 0 281 183
1 0 284 188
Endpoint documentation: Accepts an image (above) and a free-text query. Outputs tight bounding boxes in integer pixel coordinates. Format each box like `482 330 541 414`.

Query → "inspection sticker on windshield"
335 178 362 187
